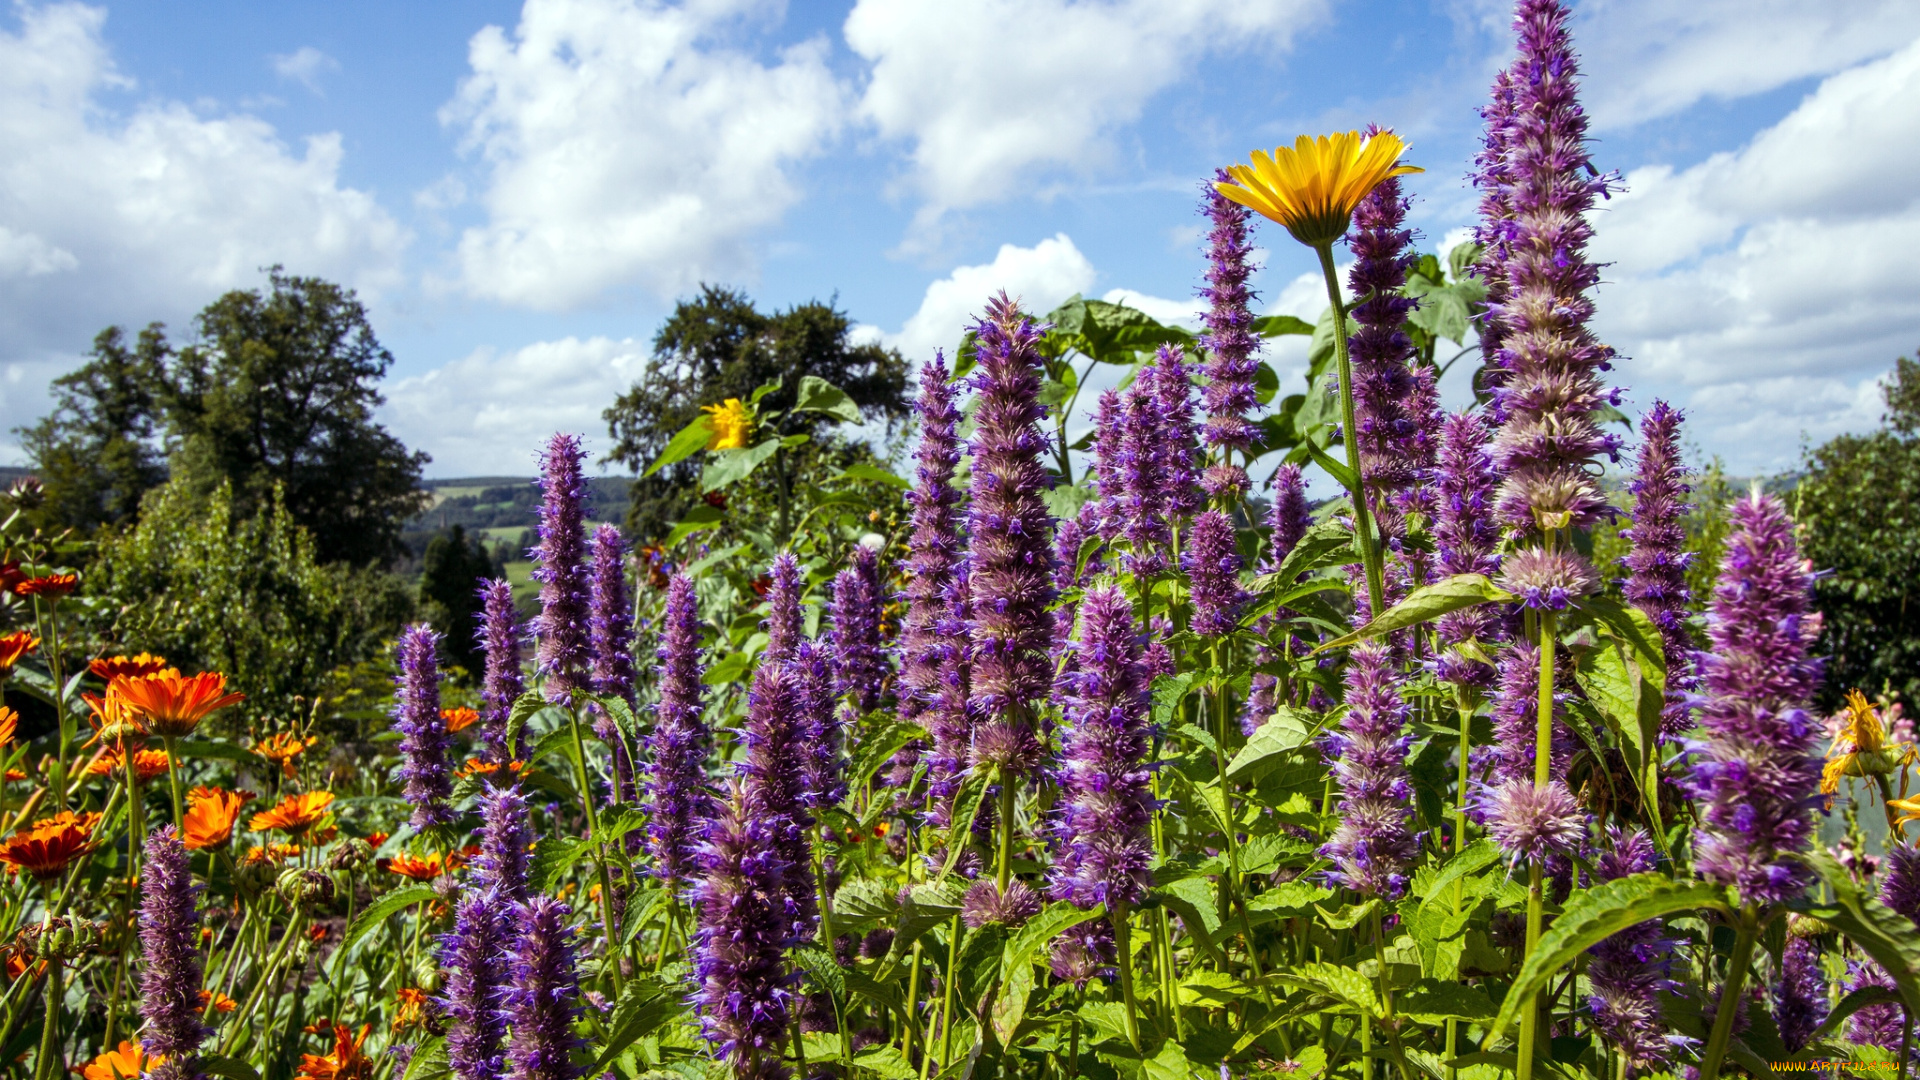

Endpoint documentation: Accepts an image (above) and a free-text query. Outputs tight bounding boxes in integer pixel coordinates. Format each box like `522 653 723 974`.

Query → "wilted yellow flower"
1217 131 1422 248
702 399 753 451
1823 689 1907 797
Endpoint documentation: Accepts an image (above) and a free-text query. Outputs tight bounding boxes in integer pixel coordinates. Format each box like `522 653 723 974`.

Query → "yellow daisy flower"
1217 131 1423 249
702 398 753 451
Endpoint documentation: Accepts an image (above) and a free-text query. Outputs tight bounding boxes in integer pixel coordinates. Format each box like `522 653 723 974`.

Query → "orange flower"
308 924 329 943
250 791 335 835
241 843 301 866
82 686 148 747
89 654 171 682
14 573 77 599
0 706 15 745
253 733 316 778
183 789 251 850
82 1041 156 1080
393 987 430 1029
6 953 45 981
196 989 238 1014
302 1018 334 1036
377 853 445 881
0 811 99 880
295 1023 372 1080
87 746 172 782
365 831 390 849
3 769 22 783
0 632 36 674
0 562 21 592
113 671 245 739
457 758 527 779
441 708 479 733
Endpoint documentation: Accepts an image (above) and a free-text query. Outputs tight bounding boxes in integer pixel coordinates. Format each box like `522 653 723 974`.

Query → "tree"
14 325 169 532
603 285 913 539
158 268 430 566
1796 352 1920 707
419 524 497 677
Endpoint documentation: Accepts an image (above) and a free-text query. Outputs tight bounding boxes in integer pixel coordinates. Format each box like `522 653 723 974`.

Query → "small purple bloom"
1431 412 1505 691
1199 172 1262 491
1477 777 1586 866
588 524 637 807
1773 935 1827 1054
647 574 711 887
830 544 888 714
1586 827 1679 1074
924 562 974 828
504 898 585 1080
961 880 1042 929
763 553 804 664
1320 641 1418 898
1183 510 1247 637
1049 920 1115 991
139 826 208 1080
394 623 454 830
532 433 593 703
477 783 531 903
740 659 819 942
1622 401 1697 736
1846 960 1904 1050
441 890 511 1080
690 782 797 1075
476 579 527 764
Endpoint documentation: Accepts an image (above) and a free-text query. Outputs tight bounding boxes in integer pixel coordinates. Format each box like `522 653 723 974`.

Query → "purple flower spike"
965 295 1057 761
533 433 593 703
477 783 531 903
1885 845 1920 929
1089 388 1126 543
1477 777 1586 865
1243 465 1314 734
139 826 208 1080
1143 346 1203 517
1471 66 1519 373
900 354 966 723
831 544 887 714
1183 510 1247 638
1622 401 1697 736
1586 827 1679 1075
1345 168 1433 513
442 890 510 1080
690 782 798 1078
1319 641 1418 898
1482 0 1622 553
1773 936 1827 1054
925 562 974 827
394 623 454 831
588 524 637 807
504 898 585 1080
648 574 711 886
763 553 804 663
1846 960 1904 1049
1118 389 1172 575
791 641 845 812
1049 586 1155 910
1432 412 1505 691
741 659 819 941
1199 170 1262 484
1690 493 1824 906
476 579 527 764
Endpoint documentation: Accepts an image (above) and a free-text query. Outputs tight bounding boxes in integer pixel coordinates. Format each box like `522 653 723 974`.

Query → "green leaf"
1226 706 1321 782
842 720 927 807
588 981 688 1073
1490 873 1732 1039
1042 483 1092 522
1397 979 1496 1024
1417 839 1503 911
1254 361 1280 406
173 738 253 764
529 836 594 892
1001 902 1104 985
792 945 848 1006
850 1046 918 1080
400 1038 450 1080
794 375 864 424
837 462 909 489
1143 1040 1191 1080
1151 885 1226 966
1804 848 1920 1019
341 885 438 953
1317 574 1515 653
1271 962 1381 1018
1246 880 1333 913
505 689 553 757
1302 436 1358 493
1149 672 1197 730
645 414 717 477
699 438 782 493
1179 970 1259 1007
1248 519 1354 598
834 878 898 922
662 505 723 548
200 1057 263 1080
1252 314 1315 337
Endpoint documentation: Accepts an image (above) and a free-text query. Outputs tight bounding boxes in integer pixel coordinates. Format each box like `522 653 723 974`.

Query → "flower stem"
32 958 60 1080
163 736 185 830
1699 909 1759 1080
1314 242 1385 620
568 703 625 996
1111 905 1143 1054
995 774 1016 894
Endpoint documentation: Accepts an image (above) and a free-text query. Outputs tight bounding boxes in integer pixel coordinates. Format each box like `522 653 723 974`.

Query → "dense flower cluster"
1320 642 1417 897
533 433 593 701
1049 587 1154 909
648 574 710 886
1621 401 1697 735
393 623 453 831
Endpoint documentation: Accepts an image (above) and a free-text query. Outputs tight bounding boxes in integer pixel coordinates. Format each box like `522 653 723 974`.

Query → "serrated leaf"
1397 979 1496 1024
1000 902 1104 985
1226 706 1321 782
1178 970 1258 1006
1246 880 1333 913
1418 839 1503 911
342 885 438 953
838 462 908 488
504 690 552 760
841 719 926 806
589 981 688 1072
1804 848 1920 1019
200 1057 262 1080
850 1046 918 1080
1490 873 1731 1039
1150 672 1197 730
529 837 594 893
1272 962 1381 1018
1317 574 1515 653
834 878 898 922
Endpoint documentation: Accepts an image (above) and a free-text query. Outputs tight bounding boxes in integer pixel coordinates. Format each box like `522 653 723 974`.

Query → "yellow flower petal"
1216 131 1423 249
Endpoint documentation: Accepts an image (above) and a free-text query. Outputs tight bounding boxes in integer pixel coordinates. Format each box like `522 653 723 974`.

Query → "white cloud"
844 0 1326 236
0 2 409 463
1590 35 1920 472
270 46 339 95
441 0 845 310
874 233 1096 365
1573 0 1920 129
382 335 650 476
1100 288 1200 329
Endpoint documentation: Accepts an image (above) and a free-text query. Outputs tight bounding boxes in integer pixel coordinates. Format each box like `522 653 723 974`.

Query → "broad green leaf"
1804 848 1920 1018
1490 873 1731 1039
1271 961 1381 1018
699 438 782 493
1150 672 1198 730
1418 839 1502 911
341 885 438 953
529 836 594 892
588 979 688 1073
1001 902 1104 985
200 1057 262 1080
663 504 724 549
834 878 898 922
1152 883 1226 965
1246 880 1333 913
503 690 552 760
1317 574 1515 653
174 738 254 764
1041 483 1092 522
841 720 927 809
1248 519 1356 598
1302 436 1359 493
1315 899 1381 930
792 945 848 1006
850 1046 918 1080
794 375 864 424
837 462 908 488
1397 979 1496 1024
1254 361 1280 405
1226 706 1321 782
1579 595 1668 690
1143 1040 1191 1080
645 414 716 477
401 1039 450 1080
1179 970 1259 1007
1252 314 1314 337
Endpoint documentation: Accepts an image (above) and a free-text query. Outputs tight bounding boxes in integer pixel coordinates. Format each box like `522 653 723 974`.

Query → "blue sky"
1 0 1917 482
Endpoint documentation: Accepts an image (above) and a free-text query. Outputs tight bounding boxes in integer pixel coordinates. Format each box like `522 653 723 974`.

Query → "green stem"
995 774 1015 894
1314 242 1385 619
939 917 961 1074
1699 910 1759 1080
1111 906 1143 1054
1534 610 1556 789
163 736 185 830
1373 912 1415 1080
568 704 625 995
32 959 59 1080
1517 859 1544 1080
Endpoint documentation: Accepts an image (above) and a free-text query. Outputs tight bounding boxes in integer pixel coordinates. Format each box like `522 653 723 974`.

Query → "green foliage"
1796 352 1920 706
88 477 412 719
418 524 497 676
602 285 913 541
13 324 169 533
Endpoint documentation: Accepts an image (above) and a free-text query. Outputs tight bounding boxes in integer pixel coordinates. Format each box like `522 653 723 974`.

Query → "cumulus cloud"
1590 35 1920 472
441 0 845 310
844 0 1326 236
0 2 409 463
876 233 1097 365
1573 0 1920 129
271 46 339 94
382 335 650 476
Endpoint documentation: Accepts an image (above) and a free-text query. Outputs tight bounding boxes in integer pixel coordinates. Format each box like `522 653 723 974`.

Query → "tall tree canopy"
602 285 912 539
418 524 497 676
17 268 429 566
1797 351 1920 707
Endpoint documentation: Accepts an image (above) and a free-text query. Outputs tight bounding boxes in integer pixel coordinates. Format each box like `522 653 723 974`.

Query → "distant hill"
403 475 633 555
